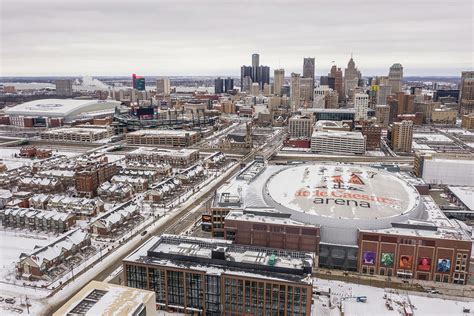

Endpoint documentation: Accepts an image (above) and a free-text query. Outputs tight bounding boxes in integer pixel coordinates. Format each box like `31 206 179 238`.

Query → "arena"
4 99 120 126
263 164 423 245
210 162 471 281
215 162 423 246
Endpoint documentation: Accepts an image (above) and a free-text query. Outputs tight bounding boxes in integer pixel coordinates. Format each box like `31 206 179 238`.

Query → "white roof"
5 99 120 117
448 186 474 211
127 129 198 137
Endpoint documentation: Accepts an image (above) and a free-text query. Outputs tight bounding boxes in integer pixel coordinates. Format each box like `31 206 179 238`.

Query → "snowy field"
0 229 54 270
313 278 474 316
0 147 79 170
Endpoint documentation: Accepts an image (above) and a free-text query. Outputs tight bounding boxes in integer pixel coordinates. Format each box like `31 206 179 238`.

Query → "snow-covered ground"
312 278 474 316
0 230 53 271
0 147 79 170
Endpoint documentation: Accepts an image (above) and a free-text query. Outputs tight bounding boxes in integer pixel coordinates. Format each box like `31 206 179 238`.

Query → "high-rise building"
390 120 413 153
375 104 390 127
288 115 313 138
300 77 314 105
156 78 171 95
354 93 369 121
376 85 392 105
240 65 253 90
329 65 344 102
224 77 234 92
361 123 382 150
303 57 315 79
258 65 270 89
214 77 224 94
55 79 73 97
344 55 361 98
241 55 270 90
242 76 252 93
263 83 271 96
388 63 403 94
459 71 474 115
290 73 301 111
252 53 260 82
251 83 260 96
273 68 285 96
397 92 415 115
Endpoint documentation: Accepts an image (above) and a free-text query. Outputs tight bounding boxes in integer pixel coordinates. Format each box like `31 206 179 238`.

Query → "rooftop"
4 99 119 117
124 235 314 284
127 129 198 137
311 130 365 139
448 186 474 211
53 280 154 316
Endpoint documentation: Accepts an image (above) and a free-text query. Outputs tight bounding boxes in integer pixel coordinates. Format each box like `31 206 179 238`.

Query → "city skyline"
1 0 472 77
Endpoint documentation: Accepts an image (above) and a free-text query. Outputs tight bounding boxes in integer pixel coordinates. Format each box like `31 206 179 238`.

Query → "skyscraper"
300 77 314 106
376 85 392 105
344 55 361 98
214 77 224 94
303 57 315 79
459 71 474 115
354 93 369 121
390 120 413 153
329 65 343 102
388 63 403 94
252 53 260 83
156 78 171 95
397 92 415 115
55 79 73 97
224 77 234 92
241 54 270 91
290 73 301 111
240 66 252 91
258 65 270 89
273 68 285 96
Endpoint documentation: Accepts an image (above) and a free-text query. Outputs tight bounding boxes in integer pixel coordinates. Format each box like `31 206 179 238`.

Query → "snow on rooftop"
4 99 119 117
448 186 474 211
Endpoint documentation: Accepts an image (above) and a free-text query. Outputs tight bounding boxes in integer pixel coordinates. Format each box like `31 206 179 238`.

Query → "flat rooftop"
225 210 319 228
53 280 154 316
448 186 474 211
124 235 314 284
127 146 198 156
127 129 198 137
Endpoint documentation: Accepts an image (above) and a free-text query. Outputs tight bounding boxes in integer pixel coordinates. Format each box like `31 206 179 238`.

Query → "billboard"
437 259 451 273
417 257 431 271
380 253 394 267
399 255 413 269
201 214 212 223
363 251 376 265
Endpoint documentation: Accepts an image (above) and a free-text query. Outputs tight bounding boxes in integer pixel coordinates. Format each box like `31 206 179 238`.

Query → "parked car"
5 298 15 304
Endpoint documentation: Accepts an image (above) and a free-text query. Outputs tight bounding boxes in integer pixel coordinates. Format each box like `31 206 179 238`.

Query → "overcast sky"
1 0 472 77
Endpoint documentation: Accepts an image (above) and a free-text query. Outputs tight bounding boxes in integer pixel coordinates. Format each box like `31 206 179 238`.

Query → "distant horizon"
0 73 467 79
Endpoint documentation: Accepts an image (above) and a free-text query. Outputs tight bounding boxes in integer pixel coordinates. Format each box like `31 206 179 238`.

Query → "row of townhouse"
29 194 104 218
97 182 134 203
89 204 139 236
0 207 76 233
18 176 67 194
0 166 31 189
16 229 91 280
146 177 182 203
